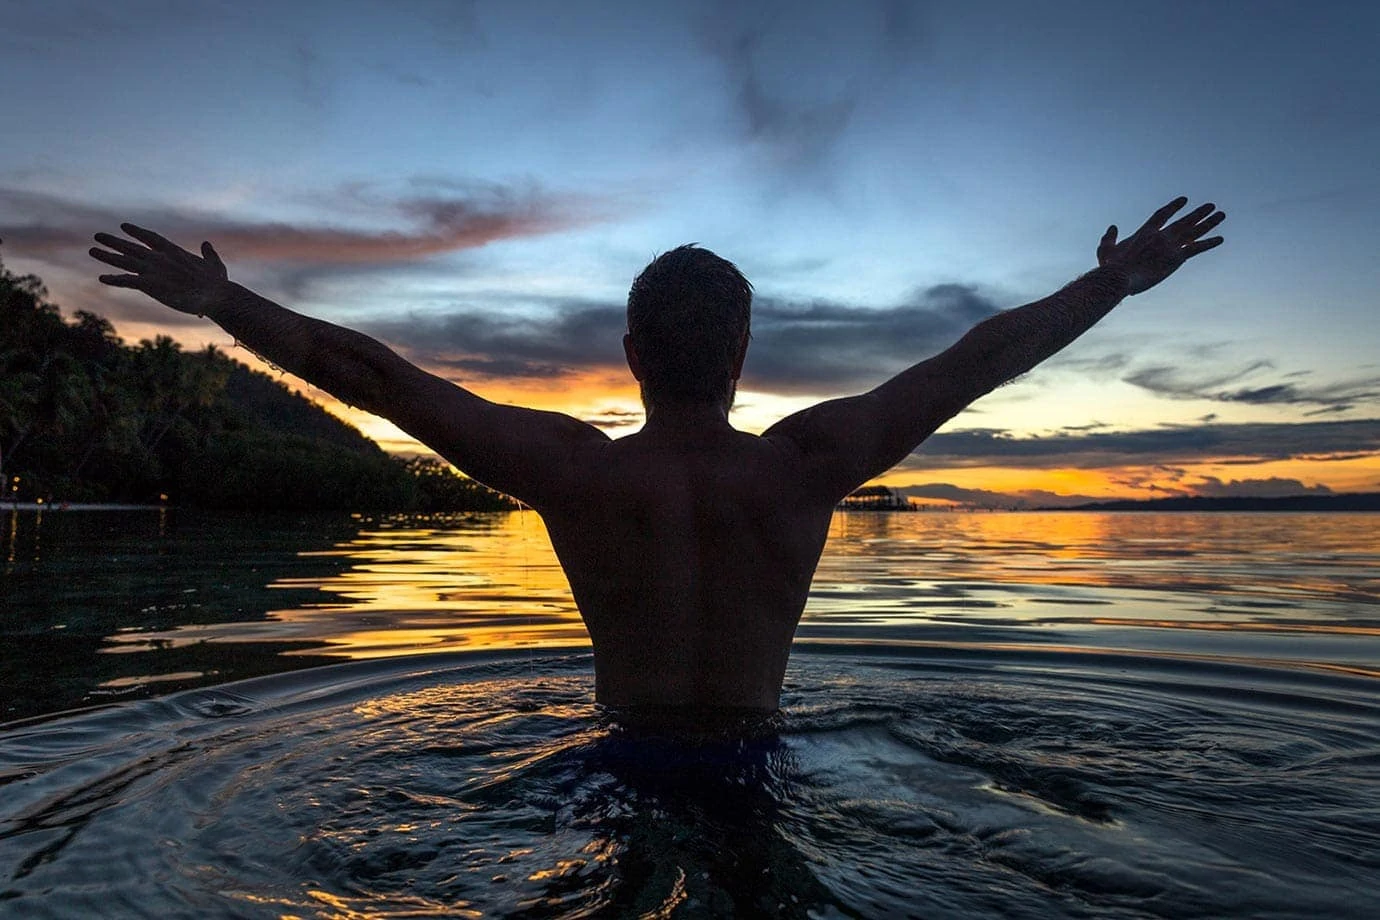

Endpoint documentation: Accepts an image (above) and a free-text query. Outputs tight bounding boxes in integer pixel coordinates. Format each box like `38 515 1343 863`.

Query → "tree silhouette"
0 243 514 511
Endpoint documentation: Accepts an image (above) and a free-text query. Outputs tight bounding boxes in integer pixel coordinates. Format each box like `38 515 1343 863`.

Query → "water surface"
2 509 1377 917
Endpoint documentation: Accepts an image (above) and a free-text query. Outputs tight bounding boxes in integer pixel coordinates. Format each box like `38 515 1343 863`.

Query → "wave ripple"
2 648 1378 919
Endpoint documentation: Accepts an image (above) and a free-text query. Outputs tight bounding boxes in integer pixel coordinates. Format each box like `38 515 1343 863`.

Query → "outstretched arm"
90 224 607 506
765 197 1226 500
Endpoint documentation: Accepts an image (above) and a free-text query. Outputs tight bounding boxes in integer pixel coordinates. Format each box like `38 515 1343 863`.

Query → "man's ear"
623 333 645 381
730 331 749 380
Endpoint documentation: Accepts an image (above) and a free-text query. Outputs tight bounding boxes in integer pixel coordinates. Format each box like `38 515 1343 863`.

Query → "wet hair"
626 244 752 410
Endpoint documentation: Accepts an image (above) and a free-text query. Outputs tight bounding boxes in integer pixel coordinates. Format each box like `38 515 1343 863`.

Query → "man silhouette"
91 197 1224 712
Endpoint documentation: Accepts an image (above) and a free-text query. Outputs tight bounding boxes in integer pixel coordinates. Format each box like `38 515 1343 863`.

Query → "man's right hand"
90 223 231 318
1097 197 1226 297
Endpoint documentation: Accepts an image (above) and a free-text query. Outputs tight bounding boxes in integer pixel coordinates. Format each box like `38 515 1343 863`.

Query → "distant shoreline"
6 494 1378 514
1 502 163 512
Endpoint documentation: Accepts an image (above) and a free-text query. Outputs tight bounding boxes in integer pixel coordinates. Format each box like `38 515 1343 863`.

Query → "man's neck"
641 401 736 439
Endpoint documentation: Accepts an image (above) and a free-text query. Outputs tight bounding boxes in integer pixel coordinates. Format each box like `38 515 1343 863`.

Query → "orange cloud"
0 182 601 267
880 455 1379 507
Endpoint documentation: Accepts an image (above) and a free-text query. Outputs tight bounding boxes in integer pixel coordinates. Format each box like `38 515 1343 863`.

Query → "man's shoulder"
562 423 731 463
596 426 793 462
570 427 808 505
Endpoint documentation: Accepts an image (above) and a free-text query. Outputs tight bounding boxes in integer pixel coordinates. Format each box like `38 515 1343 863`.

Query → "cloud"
1123 361 1273 397
720 31 857 171
697 5 856 172
582 408 643 431
1048 351 1132 378
745 285 1001 392
4 189 1002 393
363 282 1002 393
899 419 1380 470
0 181 598 269
1124 360 1380 414
0 181 607 329
1189 476 1332 498
895 474 1337 509
1103 470 1338 501
366 298 626 379
697 0 922 175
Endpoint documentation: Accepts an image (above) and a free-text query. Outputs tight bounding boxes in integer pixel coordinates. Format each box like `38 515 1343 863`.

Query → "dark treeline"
0 247 514 512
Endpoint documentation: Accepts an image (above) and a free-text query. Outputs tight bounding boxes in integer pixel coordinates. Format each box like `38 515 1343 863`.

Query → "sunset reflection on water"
7 508 1371 716
6 510 1378 916
820 510 1378 610
107 510 592 659
113 510 1380 666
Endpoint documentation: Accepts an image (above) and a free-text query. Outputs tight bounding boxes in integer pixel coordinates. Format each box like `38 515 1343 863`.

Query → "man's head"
625 245 752 413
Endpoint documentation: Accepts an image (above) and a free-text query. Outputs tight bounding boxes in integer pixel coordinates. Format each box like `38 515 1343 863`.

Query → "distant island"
838 486 1380 513
1041 493 1380 512
1 245 513 512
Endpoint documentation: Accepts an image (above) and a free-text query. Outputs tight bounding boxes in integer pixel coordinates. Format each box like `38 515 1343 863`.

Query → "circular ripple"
2 649 1377 919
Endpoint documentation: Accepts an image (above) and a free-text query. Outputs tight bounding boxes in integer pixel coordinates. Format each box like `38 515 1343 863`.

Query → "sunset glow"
2 1 1376 506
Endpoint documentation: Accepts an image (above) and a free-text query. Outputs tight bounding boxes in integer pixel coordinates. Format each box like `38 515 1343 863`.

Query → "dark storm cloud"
0 182 595 269
897 419 1380 471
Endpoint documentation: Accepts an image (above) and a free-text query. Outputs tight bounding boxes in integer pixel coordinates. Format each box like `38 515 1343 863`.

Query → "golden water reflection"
103 511 588 659
101 511 1380 667
820 510 1380 614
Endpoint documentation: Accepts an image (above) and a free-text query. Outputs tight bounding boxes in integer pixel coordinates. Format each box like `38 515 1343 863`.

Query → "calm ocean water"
2 509 1378 917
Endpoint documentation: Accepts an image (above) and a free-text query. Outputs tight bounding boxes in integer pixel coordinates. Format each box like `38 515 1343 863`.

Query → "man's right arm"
91 224 608 507
764 197 1225 501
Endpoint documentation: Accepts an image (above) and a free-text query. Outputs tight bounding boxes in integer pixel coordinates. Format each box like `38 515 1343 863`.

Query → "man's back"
91 197 1223 716
539 414 836 710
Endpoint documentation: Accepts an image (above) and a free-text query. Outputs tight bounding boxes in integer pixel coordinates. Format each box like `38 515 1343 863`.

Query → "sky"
2 0 1377 506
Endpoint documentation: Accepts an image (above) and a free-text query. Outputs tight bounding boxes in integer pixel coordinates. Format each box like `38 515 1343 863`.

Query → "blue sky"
2 0 1377 502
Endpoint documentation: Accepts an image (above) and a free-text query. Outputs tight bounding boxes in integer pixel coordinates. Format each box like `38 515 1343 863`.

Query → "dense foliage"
0 248 515 512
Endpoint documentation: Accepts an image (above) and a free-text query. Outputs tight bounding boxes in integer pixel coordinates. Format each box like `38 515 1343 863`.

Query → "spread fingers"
93 231 149 256
120 223 184 255
1165 203 1216 237
89 247 142 272
1185 210 1225 241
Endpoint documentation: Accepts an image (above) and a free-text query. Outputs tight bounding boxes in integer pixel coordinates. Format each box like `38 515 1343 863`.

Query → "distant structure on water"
838 485 914 511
